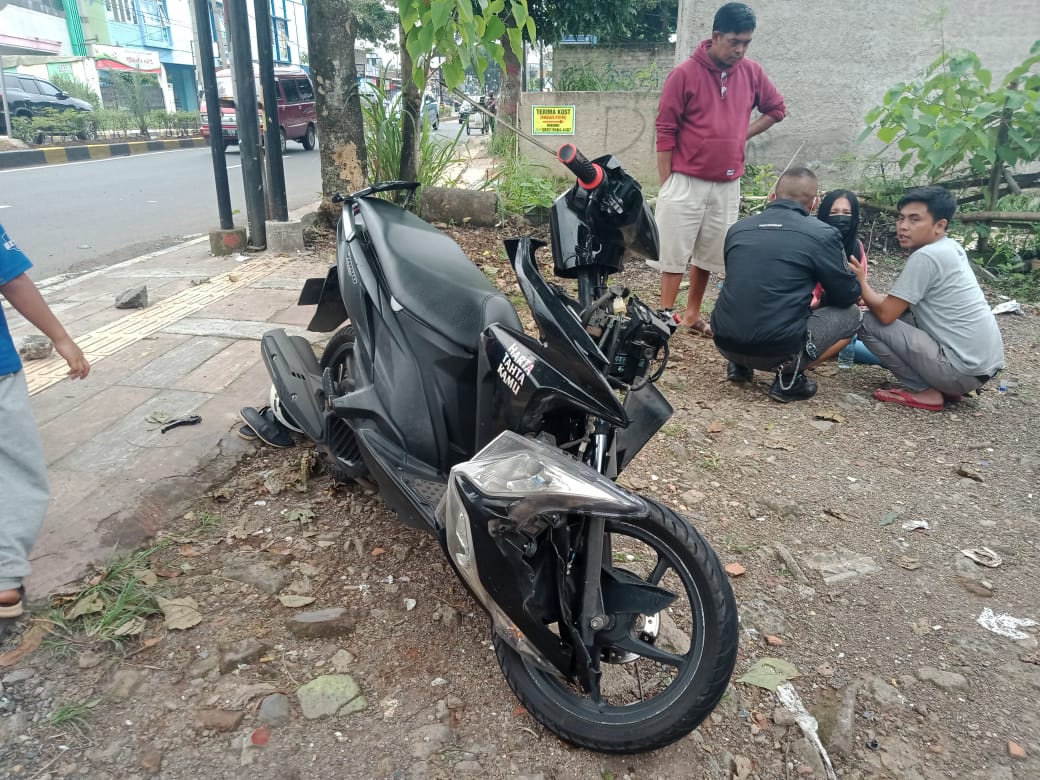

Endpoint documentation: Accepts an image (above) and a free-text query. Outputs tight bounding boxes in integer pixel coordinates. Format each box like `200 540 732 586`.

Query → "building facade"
1 0 310 115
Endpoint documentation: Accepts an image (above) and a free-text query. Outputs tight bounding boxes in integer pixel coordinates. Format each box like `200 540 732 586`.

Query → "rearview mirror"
56 91 69 99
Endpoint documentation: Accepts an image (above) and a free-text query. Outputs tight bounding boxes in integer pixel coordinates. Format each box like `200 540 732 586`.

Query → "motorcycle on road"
261 145 738 753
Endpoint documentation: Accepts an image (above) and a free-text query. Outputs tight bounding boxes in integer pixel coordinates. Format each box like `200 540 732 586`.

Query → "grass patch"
487 155 562 218
45 543 170 645
49 697 102 734
699 452 722 470
723 536 760 555
659 422 685 439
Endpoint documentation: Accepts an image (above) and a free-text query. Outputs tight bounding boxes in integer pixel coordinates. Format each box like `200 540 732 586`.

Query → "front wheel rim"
517 518 708 723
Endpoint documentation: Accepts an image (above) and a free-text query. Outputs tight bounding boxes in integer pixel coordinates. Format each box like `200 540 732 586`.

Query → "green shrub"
555 62 664 92
487 156 562 217
11 116 34 144
361 83 465 195
94 109 135 138
19 108 92 143
51 75 102 110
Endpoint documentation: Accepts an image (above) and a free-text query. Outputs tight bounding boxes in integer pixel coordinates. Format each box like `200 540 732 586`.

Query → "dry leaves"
0 621 47 667
156 596 203 630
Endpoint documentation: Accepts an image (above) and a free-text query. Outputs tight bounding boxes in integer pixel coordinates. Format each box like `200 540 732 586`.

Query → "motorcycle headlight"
460 431 645 518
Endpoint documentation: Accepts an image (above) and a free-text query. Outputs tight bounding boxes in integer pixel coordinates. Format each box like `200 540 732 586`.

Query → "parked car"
0 72 96 141
383 91 440 129
200 66 317 153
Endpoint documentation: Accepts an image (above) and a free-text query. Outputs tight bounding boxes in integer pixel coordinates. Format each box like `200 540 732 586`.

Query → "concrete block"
19 334 53 360
265 220 305 252
209 227 248 256
419 186 499 227
115 284 149 309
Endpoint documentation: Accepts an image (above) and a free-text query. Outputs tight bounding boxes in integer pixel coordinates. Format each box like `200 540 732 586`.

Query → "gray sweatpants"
858 311 988 394
0 370 49 592
717 305 861 373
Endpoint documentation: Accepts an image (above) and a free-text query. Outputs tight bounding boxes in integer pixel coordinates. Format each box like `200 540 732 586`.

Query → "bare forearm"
858 278 886 314
747 115 777 140
657 151 673 186
1 274 71 343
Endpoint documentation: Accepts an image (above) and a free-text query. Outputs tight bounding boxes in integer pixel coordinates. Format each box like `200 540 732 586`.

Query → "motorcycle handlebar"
558 144 604 190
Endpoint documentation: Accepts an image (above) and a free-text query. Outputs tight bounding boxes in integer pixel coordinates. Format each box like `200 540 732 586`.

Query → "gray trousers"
0 371 49 592
858 311 988 394
718 305 861 373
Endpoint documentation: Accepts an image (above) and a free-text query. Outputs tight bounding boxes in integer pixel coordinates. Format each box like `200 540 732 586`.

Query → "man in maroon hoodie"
649 3 786 337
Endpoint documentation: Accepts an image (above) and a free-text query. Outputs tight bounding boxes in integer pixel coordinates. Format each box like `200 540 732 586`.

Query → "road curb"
0 136 208 170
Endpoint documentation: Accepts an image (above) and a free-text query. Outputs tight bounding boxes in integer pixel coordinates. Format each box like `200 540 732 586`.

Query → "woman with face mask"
813 189 881 364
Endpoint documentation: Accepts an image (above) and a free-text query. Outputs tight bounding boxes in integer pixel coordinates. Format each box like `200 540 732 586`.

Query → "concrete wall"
674 0 1040 183
523 3 1039 189
552 43 676 90
518 91 662 185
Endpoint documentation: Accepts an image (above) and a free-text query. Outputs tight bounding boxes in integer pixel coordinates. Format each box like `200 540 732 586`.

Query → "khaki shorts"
647 174 740 276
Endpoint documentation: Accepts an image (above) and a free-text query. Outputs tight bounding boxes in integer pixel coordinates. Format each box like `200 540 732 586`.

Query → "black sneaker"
727 362 754 383
768 372 818 403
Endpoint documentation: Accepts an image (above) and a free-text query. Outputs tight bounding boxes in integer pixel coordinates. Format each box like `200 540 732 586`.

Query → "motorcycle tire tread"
492 496 738 754
317 324 369 482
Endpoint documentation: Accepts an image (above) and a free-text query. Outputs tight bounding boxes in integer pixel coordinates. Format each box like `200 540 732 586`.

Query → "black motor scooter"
260 145 737 753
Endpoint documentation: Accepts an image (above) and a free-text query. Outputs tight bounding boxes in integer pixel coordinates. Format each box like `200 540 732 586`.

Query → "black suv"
1 72 96 140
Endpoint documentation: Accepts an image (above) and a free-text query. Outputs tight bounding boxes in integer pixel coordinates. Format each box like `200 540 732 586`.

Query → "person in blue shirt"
1 225 90 621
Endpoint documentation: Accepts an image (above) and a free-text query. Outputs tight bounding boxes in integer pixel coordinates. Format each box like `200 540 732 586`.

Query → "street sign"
531 105 575 135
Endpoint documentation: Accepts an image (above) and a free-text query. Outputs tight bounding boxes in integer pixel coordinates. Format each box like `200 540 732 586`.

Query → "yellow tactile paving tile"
24 255 285 396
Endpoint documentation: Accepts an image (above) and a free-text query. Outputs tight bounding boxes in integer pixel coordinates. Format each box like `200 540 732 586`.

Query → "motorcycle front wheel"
493 497 737 753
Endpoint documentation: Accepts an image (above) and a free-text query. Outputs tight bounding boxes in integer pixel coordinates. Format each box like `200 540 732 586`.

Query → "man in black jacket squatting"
710 167 862 402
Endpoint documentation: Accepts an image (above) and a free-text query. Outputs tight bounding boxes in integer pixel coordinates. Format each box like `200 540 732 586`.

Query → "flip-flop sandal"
237 405 271 441
872 388 943 412
0 586 25 619
240 406 294 448
686 318 714 338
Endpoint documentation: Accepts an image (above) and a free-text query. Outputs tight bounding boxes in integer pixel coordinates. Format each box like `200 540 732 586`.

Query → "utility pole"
225 0 266 247
212 0 230 67
192 0 234 230
0 51 11 139
253 0 288 221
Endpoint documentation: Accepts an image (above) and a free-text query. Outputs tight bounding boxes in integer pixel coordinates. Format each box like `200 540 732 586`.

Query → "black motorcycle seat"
356 196 521 347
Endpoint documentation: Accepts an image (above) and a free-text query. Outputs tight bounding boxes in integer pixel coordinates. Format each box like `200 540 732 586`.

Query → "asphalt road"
0 144 321 280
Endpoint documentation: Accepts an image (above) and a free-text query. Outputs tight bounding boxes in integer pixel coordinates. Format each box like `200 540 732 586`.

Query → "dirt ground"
1 222 1038 780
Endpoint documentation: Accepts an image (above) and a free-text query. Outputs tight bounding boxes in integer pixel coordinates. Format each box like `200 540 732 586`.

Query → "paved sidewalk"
8 206 327 597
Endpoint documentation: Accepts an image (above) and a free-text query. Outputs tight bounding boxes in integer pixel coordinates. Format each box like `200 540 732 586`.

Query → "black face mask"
827 215 853 237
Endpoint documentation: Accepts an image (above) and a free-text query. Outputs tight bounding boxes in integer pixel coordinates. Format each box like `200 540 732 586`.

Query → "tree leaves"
397 0 532 89
859 43 1040 193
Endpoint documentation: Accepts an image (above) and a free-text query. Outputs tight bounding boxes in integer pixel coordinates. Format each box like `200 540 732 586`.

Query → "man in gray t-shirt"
849 186 1004 412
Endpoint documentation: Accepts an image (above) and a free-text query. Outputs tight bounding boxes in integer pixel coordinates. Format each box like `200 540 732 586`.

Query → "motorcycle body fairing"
441 431 664 679
262 196 649 534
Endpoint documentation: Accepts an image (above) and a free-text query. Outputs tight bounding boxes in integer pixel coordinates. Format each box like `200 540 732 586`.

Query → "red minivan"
200 66 317 153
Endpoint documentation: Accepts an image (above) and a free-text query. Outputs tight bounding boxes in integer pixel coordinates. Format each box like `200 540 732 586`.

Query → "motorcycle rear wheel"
318 325 368 482
493 496 737 753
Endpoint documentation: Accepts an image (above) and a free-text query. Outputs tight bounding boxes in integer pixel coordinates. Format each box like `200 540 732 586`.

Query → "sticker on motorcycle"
497 342 534 396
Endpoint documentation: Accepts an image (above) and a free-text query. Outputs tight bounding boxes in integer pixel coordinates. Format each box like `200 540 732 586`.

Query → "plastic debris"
990 300 1022 315
977 608 1037 640
961 547 1003 568
901 519 930 532
776 682 838 780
